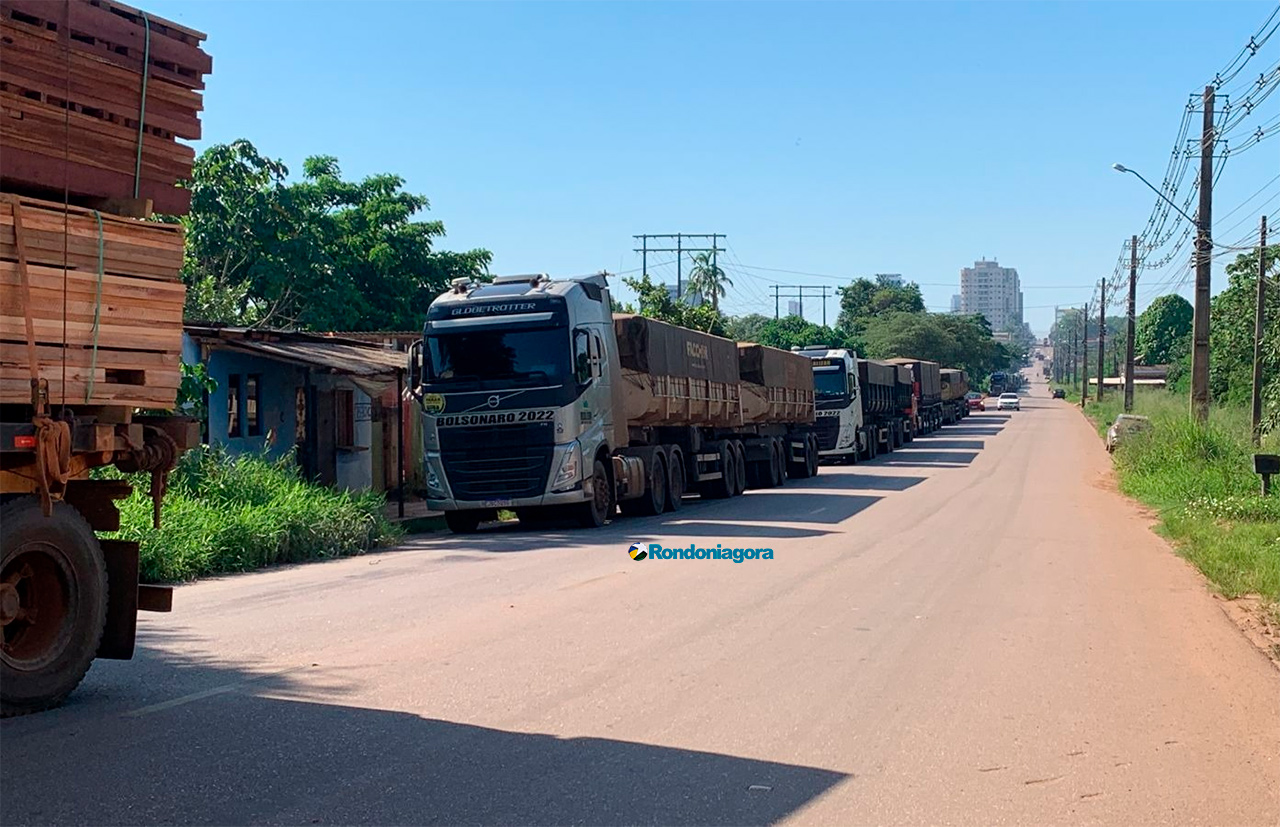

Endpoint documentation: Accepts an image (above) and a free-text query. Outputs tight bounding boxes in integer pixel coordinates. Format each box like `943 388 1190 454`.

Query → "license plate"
482 498 513 508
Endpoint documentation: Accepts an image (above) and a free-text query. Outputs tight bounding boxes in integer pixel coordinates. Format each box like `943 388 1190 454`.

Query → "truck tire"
704 442 735 499
623 453 666 516
807 435 820 477
445 510 484 534
789 435 816 479
1 497 108 718
769 439 785 487
665 448 685 511
576 459 613 528
731 441 747 496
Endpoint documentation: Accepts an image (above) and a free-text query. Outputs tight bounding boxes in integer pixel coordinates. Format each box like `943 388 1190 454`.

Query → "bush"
107 446 400 583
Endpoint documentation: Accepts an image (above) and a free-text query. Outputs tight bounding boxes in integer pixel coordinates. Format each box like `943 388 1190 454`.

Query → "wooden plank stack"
0 0 208 411
0 0 210 214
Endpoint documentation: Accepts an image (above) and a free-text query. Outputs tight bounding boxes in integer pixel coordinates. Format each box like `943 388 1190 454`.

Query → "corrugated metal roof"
185 326 405 379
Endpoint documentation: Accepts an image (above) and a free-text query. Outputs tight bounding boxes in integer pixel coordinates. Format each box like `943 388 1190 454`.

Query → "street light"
1111 163 1198 227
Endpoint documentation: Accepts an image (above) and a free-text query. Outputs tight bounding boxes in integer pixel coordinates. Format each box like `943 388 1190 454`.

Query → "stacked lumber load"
0 1 207 411
0 194 185 408
0 0 210 214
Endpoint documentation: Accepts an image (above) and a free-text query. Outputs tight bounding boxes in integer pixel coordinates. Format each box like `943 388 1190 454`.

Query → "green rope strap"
133 11 152 199
85 210 104 403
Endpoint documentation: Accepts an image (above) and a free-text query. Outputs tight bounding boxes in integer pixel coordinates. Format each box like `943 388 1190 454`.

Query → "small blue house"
183 326 411 493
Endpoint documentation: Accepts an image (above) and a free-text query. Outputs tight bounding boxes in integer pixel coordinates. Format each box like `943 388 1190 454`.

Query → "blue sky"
150 0 1280 334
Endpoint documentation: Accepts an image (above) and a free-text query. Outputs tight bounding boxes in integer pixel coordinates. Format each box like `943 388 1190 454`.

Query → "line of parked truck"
408 272 977 533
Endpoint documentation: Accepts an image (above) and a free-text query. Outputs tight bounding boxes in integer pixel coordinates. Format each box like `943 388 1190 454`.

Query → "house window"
335 388 355 449
227 374 242 438
246 375 263 437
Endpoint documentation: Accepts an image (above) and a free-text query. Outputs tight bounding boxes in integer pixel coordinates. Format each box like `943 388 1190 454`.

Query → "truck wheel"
769 439 785 486
1 498 108 718
731 441 747 496
704 443 735 499
640 453 667 515
445 510 484 534
806 435 820 477
868 431 878 460
576 459 613 528
789 436 816 479
666 448 685 511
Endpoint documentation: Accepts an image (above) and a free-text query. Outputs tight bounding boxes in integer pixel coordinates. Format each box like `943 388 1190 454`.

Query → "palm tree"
687 251 732 310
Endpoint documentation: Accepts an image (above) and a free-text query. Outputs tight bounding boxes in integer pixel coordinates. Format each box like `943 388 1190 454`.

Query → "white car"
996 392 1020 411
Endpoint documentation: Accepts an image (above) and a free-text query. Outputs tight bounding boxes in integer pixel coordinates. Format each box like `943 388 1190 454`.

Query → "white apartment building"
959 259 1023 331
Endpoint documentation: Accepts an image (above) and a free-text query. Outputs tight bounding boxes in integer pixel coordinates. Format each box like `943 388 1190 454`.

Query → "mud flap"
97 540 139 660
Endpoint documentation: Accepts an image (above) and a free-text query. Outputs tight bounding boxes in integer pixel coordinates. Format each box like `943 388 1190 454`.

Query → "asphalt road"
3 377 1279 825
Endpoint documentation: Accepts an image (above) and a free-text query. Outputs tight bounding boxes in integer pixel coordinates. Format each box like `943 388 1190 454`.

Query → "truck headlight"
551 441 582 493
427 468 444 494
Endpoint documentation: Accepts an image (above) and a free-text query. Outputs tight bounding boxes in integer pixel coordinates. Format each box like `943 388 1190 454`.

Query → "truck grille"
813 416 841 451
441 422 555 500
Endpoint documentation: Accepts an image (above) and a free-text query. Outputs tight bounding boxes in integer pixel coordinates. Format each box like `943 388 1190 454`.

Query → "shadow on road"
900 439 984 451
0 648 848 826
876 450 979 467
932 425 1003 437
809 471 927 491
647 521 840 540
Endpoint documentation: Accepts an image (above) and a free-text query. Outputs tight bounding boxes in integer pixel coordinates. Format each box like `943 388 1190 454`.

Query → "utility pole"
676 235 683 296
633 234 725 302
1190 85 1215 422
1080 303 1090 407
1125 235 1138 413
771 285 830 324
1252 215 1269 444
1070 313 1079 388
1096 279 1106 402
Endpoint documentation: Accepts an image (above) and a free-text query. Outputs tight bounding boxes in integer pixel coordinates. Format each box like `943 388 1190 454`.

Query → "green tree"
1208 244 1280 409
686 252 732 310
862 312 1008 385
622 273 727 335
723 313 771 343
836 277 925 332
753 316 863 353
182 139 492 330
1134 294 1193 366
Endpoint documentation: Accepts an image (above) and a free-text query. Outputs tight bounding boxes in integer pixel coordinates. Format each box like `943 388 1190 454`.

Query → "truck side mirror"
590 333 605 378
407 340 425 401
573 329 592 385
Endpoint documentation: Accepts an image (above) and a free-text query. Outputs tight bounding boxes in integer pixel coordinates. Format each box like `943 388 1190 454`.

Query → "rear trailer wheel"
1 498 108 718
769 439 785 486
704 443 735 499
665 449 685 511
731 441 747 496
789 435 816 479
576 459 613 528
445 510 484 534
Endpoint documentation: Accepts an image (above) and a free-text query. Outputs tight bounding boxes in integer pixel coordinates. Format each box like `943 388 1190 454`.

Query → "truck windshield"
813 369 847 399
426 327 569 386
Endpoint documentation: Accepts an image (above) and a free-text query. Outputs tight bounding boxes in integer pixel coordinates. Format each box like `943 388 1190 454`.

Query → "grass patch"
104 446 401 583
1083 389 1280 602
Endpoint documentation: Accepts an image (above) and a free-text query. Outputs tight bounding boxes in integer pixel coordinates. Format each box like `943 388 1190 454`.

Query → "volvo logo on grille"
487 395 500 408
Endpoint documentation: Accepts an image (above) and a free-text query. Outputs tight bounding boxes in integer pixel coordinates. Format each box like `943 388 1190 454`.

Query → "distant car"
1106 414 1151 453
996 392 1020 411
965 391 985 411
1052 388 1067 399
